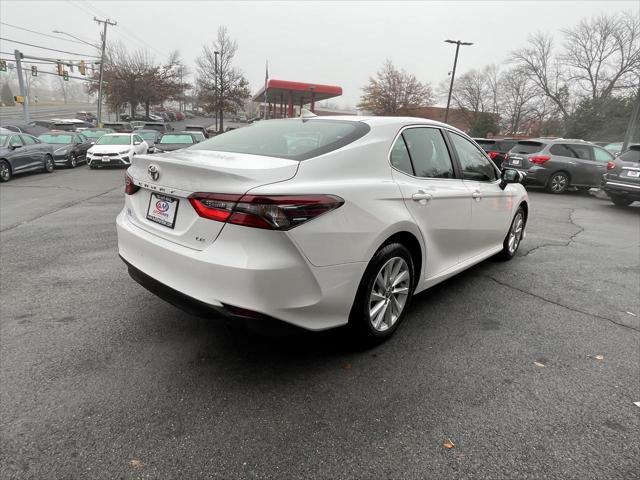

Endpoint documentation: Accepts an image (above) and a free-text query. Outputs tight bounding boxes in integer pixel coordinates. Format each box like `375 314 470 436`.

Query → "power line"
0 22 90 46
0 38 101 58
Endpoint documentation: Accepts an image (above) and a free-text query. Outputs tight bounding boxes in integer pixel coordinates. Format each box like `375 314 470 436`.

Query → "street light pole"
444 39 473 124
214 51 219 132
93 17 117 127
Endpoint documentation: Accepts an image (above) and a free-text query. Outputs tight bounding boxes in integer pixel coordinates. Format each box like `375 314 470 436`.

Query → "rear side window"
512 141 544 154
549 144 575 157
450 132 498 182
566 144 592 160
402 128 454 179
190 119 370 161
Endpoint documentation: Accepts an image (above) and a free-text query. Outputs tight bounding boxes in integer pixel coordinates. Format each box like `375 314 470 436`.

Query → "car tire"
610 195 633 207
43 155 54 173
496 207 525 261
546 172 570 194
349 243 415 344
68 152 78 168
0 160 11 182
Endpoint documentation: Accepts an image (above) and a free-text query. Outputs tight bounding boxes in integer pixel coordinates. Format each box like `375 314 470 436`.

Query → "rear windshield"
139 131 158 140
475 139 496 147
189 119 371 160
160 134 194 144
512 141 545 154
618 147 640 163
97 135 130 145
39 134 73 144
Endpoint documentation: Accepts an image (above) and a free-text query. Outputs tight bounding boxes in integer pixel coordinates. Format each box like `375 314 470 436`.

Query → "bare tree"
196 26 251 132
498 67 537 135
511 32 571 119
358 60 433 115
562 12 640 101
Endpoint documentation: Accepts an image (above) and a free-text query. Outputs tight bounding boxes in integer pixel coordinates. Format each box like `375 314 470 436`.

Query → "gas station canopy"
252 79 342 117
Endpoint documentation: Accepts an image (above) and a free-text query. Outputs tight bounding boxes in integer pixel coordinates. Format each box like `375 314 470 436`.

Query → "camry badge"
148 164 159 181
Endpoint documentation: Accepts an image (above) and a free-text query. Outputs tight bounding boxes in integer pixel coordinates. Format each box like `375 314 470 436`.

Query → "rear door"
564 143 598 185
20 135 42 169
447 131 512 258
390 126 472 277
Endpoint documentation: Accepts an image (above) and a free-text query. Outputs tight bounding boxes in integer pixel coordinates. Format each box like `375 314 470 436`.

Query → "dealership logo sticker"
148 164 160 181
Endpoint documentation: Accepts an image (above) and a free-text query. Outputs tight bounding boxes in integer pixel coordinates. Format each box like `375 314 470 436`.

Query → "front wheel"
43 155 54 173
496 207 525 261
68 152 78 168
349 243 415 344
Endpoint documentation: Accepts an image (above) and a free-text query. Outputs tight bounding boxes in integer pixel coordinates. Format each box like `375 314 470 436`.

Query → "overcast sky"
1 0 637 108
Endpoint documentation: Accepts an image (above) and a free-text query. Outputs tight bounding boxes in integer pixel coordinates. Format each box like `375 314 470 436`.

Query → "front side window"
450 132 498 182
402 128 454 179
9 135 23 147
593 147 614 163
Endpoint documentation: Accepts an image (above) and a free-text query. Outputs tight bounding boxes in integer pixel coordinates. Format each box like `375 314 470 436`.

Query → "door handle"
472 191 482 200
412 191 432 204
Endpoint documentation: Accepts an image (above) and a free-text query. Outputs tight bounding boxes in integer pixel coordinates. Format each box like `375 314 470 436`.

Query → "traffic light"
0 60 6 72
57 61 63 76
31 65 37 77
63 70 69 81
79 60 86 76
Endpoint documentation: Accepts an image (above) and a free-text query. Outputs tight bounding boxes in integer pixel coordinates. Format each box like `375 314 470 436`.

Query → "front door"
390 126 472 278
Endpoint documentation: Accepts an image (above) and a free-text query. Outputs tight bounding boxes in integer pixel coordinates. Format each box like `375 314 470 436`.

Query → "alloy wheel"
0 161 10 181
45 156 54 172
508 212 524 254
550 174 568 193
69 153 77 167
368 257 410 332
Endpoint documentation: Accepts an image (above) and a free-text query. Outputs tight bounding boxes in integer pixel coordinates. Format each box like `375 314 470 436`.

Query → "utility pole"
14 50 29 123
214 51 219 132
622 82 640 153
94 17 116 127
444 39 473 124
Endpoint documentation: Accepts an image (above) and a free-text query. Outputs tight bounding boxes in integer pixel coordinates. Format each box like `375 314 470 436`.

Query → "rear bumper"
602 179 640 200
116 209 366 330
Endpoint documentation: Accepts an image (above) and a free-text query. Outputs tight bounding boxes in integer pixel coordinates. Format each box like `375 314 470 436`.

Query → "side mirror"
500 169 524 190
9 144 21 150
133 141 141 146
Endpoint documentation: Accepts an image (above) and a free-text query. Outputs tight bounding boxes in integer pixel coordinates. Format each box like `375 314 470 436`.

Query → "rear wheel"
349 243 415 344
0 160 11 182
43 155 54 173
68 152 78 168
610 195 633 207
496 207 525 261
547 172 569 193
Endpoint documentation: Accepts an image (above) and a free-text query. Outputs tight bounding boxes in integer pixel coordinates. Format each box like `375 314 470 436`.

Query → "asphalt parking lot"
1 165 639 479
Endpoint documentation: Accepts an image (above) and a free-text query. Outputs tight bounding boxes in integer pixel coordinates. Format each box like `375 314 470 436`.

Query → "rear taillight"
124 172 140 195
487 151 500 160
607 161 616 170
529 155 551 165
189 193 344 230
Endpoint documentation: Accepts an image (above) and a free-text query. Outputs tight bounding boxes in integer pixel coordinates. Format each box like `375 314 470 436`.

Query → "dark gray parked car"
0 133 54 182
602 145 640 206
38 132 93 167
502 138 615 193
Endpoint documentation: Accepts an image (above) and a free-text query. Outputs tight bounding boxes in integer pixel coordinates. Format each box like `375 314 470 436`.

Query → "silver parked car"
502 138 615 193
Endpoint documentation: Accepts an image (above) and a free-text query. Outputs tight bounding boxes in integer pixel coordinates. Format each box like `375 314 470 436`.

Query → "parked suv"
602 144 640 206
502 139 615 193
473 138 517 168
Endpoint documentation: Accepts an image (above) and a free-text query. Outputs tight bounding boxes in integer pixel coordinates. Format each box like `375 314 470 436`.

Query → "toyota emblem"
148 164 159 181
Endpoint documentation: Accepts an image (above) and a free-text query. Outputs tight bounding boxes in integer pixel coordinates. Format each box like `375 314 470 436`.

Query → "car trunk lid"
504 141 546 169
125 150 299 250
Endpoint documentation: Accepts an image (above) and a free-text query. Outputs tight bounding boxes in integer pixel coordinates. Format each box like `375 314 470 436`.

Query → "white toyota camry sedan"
117 117 528 342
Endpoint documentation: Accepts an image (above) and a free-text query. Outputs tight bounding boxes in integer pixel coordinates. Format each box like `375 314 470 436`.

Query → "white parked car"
117 117 528 342
87 133 148 169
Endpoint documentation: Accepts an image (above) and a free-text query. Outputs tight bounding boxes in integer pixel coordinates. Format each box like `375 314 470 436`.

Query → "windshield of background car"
0 134 8 146
38 134 73 144
140 132 158 141
83 130 111 138
96 135 131 145
190 119 370 160
160 134 194 144
512 141 545 154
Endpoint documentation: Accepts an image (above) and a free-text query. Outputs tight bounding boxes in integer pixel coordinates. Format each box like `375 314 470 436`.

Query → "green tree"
565 95 634 141
469 112 500 138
